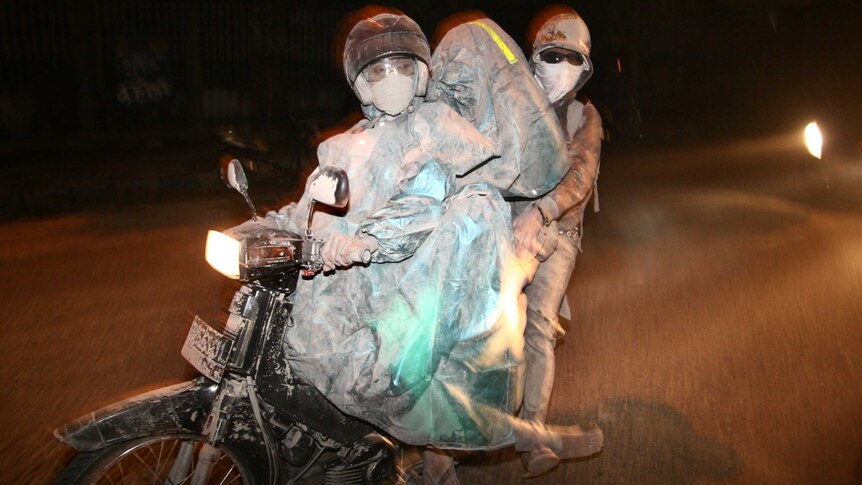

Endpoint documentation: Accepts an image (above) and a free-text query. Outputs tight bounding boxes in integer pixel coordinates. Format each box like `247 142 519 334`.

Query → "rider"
512 5 604 478
271 8 504 484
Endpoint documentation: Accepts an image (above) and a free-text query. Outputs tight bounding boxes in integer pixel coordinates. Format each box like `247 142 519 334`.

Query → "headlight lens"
206 230 241 279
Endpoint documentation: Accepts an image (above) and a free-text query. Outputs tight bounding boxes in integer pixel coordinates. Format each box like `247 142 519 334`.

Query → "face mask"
369 73 415 116
533 61 585 103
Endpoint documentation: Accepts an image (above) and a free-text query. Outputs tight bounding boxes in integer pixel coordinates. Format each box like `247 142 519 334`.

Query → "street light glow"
804 122 823 159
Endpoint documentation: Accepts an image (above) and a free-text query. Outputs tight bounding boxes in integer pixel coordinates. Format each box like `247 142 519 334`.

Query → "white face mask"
534 61 585 103
369 73 416 116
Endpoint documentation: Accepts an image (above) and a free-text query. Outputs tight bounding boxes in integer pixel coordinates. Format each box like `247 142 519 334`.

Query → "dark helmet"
343 12 431 84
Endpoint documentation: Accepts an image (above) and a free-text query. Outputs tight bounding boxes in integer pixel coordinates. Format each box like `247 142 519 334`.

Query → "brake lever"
301 239 324 276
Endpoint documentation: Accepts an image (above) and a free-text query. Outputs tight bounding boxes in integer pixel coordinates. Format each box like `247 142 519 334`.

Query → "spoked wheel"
58 434 254 484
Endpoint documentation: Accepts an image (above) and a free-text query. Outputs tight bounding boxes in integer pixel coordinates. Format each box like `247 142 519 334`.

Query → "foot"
421 448 459 485
520 445 560 478
547 424 604 460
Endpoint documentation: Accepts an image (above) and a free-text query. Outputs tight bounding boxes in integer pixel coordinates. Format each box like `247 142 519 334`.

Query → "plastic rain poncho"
427 18 569 199
270 100 528 449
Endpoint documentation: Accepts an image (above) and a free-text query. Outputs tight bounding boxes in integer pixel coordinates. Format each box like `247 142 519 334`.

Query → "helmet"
529 7 593 91
343 11 431 106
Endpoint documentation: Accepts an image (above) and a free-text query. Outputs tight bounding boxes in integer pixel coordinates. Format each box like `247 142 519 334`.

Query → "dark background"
1 0 860 166
2 2 862 483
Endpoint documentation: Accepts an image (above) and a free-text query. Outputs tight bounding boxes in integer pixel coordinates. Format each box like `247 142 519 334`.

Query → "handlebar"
301 239 371 275
347 248 372 265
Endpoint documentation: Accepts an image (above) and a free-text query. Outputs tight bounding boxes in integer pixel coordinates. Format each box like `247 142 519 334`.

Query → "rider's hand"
321 234 379 272
513 206 545 262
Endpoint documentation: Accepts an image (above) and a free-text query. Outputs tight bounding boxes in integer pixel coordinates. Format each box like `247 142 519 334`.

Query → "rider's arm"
359 159 449 263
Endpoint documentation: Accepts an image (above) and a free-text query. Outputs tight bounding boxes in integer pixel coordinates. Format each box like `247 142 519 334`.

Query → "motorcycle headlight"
206 230 241 279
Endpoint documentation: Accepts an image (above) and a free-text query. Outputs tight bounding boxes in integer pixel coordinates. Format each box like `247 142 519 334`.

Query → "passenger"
429 11 604 479
514 6 605 477
427 13 570 200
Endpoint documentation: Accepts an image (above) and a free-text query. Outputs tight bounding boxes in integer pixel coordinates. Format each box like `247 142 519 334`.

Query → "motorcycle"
54 160 419 484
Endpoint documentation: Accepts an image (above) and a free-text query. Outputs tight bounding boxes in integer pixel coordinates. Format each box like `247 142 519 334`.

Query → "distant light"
804 122 822 159
616 57 622 73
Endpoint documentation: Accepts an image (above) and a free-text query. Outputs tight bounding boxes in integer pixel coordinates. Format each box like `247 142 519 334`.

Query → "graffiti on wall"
112 37 185 120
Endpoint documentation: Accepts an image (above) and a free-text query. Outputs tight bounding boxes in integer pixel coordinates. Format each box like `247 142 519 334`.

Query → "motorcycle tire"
57 433 255 485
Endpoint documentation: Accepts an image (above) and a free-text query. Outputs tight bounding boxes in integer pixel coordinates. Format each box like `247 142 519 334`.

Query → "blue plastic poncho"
271 100 528 449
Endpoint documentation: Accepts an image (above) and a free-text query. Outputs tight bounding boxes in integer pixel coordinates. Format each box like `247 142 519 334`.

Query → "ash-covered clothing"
521 94 602 425
427 18 569 199
521 233 579 424
534 95 602 238
269 100 530 449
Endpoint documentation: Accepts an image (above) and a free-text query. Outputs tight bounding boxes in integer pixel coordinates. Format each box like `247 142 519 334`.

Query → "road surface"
1 137 860 484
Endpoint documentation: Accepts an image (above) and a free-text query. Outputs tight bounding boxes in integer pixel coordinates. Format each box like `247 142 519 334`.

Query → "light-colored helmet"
529 7 593 92
343 11 431 106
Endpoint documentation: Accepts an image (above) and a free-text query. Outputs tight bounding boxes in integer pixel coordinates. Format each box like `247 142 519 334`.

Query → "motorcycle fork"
204 378 247 444
190 442 223 485
186 378 248 483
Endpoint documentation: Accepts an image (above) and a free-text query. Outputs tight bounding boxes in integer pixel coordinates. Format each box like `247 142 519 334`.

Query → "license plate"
181 316 233 382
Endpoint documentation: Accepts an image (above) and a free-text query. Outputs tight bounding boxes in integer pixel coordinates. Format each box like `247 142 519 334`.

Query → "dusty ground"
1 139 860 484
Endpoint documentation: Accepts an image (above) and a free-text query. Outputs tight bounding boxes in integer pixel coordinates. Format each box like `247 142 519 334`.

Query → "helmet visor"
361 57 416 82
344 26 430 82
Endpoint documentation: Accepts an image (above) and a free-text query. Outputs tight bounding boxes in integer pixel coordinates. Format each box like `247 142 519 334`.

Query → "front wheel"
57 434 254 484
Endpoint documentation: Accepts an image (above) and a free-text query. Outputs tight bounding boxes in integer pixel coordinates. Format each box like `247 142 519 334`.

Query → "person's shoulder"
321 119 367 142
409 100 466 130
567 96 601 129
574 96 600 113
579 98 601 122
316 118 369 161
414 99 457 118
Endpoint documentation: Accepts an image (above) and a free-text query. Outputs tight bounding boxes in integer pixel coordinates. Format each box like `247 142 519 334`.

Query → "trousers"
521 232 579 425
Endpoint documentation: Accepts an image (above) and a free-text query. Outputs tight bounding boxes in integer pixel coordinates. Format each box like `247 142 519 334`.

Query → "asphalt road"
1 137 861 484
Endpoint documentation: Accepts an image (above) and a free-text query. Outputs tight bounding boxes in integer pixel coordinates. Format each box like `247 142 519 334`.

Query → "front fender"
54 378 217 452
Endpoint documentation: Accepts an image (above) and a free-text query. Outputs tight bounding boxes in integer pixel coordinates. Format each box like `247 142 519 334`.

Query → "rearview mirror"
223 159 249 193
222 158 257 218
307 166 349 208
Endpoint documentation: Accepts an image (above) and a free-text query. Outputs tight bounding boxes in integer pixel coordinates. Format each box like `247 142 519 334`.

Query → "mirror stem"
305 201 316 238
241 190 257 221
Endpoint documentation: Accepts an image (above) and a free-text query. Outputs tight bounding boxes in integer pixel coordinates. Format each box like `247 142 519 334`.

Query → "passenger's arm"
537 102 602 220
513 103 601 258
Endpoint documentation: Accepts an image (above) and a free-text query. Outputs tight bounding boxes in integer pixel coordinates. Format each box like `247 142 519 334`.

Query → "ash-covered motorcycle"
55 160 419 484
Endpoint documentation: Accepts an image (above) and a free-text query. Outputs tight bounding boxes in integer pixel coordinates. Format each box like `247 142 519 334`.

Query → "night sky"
386 1 854 138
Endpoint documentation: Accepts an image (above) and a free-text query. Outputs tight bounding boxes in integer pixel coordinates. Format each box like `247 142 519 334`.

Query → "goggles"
538 49 584 66
361 57 416 82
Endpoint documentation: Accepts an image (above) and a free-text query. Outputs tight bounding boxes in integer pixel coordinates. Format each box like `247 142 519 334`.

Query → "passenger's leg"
513 419 603 461
521 239 578 423
421 448 459 485
520 239 581 476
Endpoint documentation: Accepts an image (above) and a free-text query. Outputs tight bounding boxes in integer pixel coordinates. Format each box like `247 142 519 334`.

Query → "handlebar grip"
348 248 372 264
